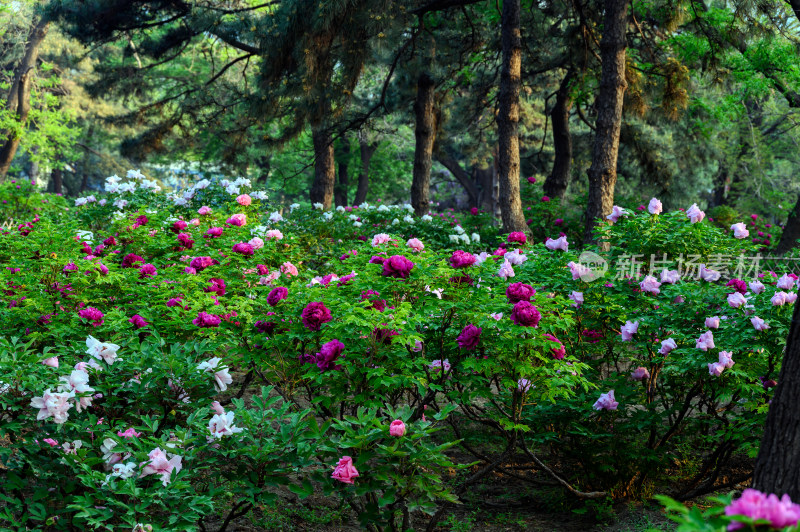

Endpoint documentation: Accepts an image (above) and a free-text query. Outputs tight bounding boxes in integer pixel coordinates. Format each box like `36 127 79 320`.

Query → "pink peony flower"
232 242 254 256
389 419 406 437
648 198 662 215
138 263 157 279
751 316 770 331
730 222 749 239
749 280 765 294
498 259 515 280
406 238 424 252
772 291 789 306
620 321 639 341
429 358 451 373
236 194 252 206
725 489 800 531
265 229 283 240
249 237 264 250
708 361 725 377
718 350 735 369
517 378 532 392
302 302 332 331
226 213 247 226
593 390 618 411
544 333 566 359
777 274 795 290
705 316 720 329
456 324 482 350
606 206 625 222
140 448 183 486
660 269 680 284
569 291 584 308
371 233 391 247
118 428 142 439
545 235 568 251
198 206 212 215
699 265 721 282
281 262 299 276
696 330 715 351
631 367 650 381
639 275 661 295
511 301 541 327
42 356 59 368
331 456 359 484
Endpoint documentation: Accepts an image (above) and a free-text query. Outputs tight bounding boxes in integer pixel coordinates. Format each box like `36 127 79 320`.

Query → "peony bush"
0 172 796 529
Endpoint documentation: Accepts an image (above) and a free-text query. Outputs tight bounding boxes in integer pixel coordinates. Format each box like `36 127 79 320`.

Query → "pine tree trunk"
355 138 377 205
583 0 629 245
777 197 800 253
51 167 63 195
335 138 350 207
753 301 800 499
310 127 335 209
256 155 271 184
411 72 436 216
544 70 573 200
436 155 478 207
0 19 49 179
497 0 528 234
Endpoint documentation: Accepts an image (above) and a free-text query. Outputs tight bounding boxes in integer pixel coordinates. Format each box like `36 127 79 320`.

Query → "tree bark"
543 70 574 200
355 137 377 205
776 196 800 254
411 72 436 216
310 126 335 209
255 155 271 184
753 301 800 499
0 19 50 179
583 0 629 245
334 137 351 207
51 167 63 195
497 0 528 234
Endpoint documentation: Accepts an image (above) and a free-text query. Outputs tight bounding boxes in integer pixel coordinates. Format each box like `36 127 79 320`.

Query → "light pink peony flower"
389 420 406 437
331 456 359 484
406 238 424 252
631 367 650 381
730 222 749 239
660 269 680 284
686 203 705 223
593 390 618 411
648 198 662 215
371 233 391 247
749 280 765 294
718 351 735 369
699 265 720 282
708 362 725 377
265 229 283 240
606 206 625 222
498 259 515 280
639 275 661 295
620 321 639 341
751 316 770 331
567 261 591 281
777 274 795 290
209 411 244 439
728 292 747 308
545 236 569 251
659 338 677 355
772 292 789 306
249 237 264 250
569 291 584 308
30 389 74 424
42 356 59 368
198 206 212 215
86 335 121 365
705 316 720 329
696 330 715 351
197 357 233 392
281 262 298 276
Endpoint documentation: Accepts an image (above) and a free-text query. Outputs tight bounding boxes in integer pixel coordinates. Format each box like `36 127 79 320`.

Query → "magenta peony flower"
450 250 476 269
725 489 800 531
193 311 221 328
129 314 149 329
593 390 618 411
191 257 218 272
726 278 747 294
331 456 359 484
78 307 105 326
176 233 194 249
470 207 479 215
316 339 345 371
361 290 386 312
121 253 143 268
267 287 288 306
118 428 142 439
527 176 536 184
456 324 482 350
302 302 332 331
232 242 254 256
511 301 541 327
139 263 157 279
381 255 414 279
544 333 565 359
226 213 247 226
389 419 406 437
166 297 183 308
506 282 535 303
508 231 527 244
205 278 226 296
206 227 224 238
171 220 188 233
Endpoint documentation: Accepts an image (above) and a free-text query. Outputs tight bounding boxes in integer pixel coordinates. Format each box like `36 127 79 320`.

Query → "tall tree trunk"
709 168 729 208
753 301 800 499
497 0 528 233
411 72 436 216
544 70 574 200
355 137 377 205
255 155 271 184
436 155 478 207
777 196 800 254
583 0 629 245
0 19 50 179
334 137 351 207
51 167 63 195
310 126 335 209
